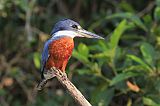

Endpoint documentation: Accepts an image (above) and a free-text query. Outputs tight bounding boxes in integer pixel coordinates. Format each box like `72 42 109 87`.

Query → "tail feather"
37 68 56 90
36 79 47 91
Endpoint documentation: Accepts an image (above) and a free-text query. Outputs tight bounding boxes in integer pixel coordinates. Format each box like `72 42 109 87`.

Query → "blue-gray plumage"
41 19 82 79
51 19 80 35
37 19 104 90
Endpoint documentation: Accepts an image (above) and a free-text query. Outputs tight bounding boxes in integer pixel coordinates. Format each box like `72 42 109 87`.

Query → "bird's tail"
36 79 48 91
37 69 56 90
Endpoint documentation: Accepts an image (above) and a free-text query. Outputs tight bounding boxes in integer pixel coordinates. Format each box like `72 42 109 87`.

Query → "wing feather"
40 34 62 79
41 38 54 78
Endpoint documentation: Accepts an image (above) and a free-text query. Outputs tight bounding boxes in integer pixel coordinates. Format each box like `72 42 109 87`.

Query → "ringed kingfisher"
37 19 104 90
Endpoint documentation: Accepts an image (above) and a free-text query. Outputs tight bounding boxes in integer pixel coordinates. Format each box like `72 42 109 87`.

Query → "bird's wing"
41 39 53 79
41 34 59 79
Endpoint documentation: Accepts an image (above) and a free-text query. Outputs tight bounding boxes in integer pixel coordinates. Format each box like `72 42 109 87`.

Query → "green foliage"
33 52 41 69
105 12 147 31
0 0 160 106
109 72 140 86
127 54 152 72
140 42 156 68
109 20 128 49
72 43 90 64
154 7 160 22
91 86 114 106
143 97 160 106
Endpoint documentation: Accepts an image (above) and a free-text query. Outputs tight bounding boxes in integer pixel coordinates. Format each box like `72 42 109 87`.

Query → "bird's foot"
61 72 67 81
43 70 56 80
50 67 67 81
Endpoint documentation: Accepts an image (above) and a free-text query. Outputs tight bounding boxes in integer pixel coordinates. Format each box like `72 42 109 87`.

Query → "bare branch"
50 67 92 106
137 1 155 17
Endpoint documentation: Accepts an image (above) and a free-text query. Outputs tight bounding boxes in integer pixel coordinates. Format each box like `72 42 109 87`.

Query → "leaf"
91 51 112 58
72 43 90 65
77 63 101 76
89 12 147 31
109 20 128 49
105 12 147 31
76 69 92 75
143 97 160 106
156 0 160 7
143 14 152 26
154 7 160 22
98 40 109 51
127 54 152 72
33 52 41 69
72 50 90 64
91 63 101 75
78 43 89 57
119 1 135 12
110 72 140 86
91 20 128 60
18 0 29 12
140 42 155 68
124 65 147 73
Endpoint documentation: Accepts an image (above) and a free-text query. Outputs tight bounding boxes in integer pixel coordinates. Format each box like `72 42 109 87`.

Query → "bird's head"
51 19 104 39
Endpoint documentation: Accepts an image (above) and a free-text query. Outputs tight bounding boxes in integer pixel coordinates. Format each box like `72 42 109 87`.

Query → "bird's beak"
76 29 104 39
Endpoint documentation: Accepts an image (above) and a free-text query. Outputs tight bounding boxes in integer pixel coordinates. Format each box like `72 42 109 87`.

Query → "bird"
37 19 104 90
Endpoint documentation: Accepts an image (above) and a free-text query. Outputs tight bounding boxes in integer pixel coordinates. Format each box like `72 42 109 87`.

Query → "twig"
50 67 92 106
25 3 32 41
25 0 36 41
137 1 155 17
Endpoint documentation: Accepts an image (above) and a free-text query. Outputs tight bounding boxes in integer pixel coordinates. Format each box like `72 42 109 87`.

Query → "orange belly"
45 37 74 72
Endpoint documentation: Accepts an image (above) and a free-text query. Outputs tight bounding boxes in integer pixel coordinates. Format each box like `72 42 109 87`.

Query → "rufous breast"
45 36 74 71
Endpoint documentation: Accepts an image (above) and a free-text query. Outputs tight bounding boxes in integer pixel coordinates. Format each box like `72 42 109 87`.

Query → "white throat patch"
52 30 81 38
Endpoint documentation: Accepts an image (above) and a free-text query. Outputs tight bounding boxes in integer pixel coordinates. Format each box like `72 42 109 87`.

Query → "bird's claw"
61 73 67 81
43 69 56 80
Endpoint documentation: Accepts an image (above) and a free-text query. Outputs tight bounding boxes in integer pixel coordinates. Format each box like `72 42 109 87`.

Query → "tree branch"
50 67 92 106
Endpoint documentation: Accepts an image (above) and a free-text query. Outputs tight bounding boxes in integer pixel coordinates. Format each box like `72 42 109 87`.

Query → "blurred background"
0 0 160 106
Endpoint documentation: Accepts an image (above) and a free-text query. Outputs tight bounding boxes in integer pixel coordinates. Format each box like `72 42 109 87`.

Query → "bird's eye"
71 24 78 29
